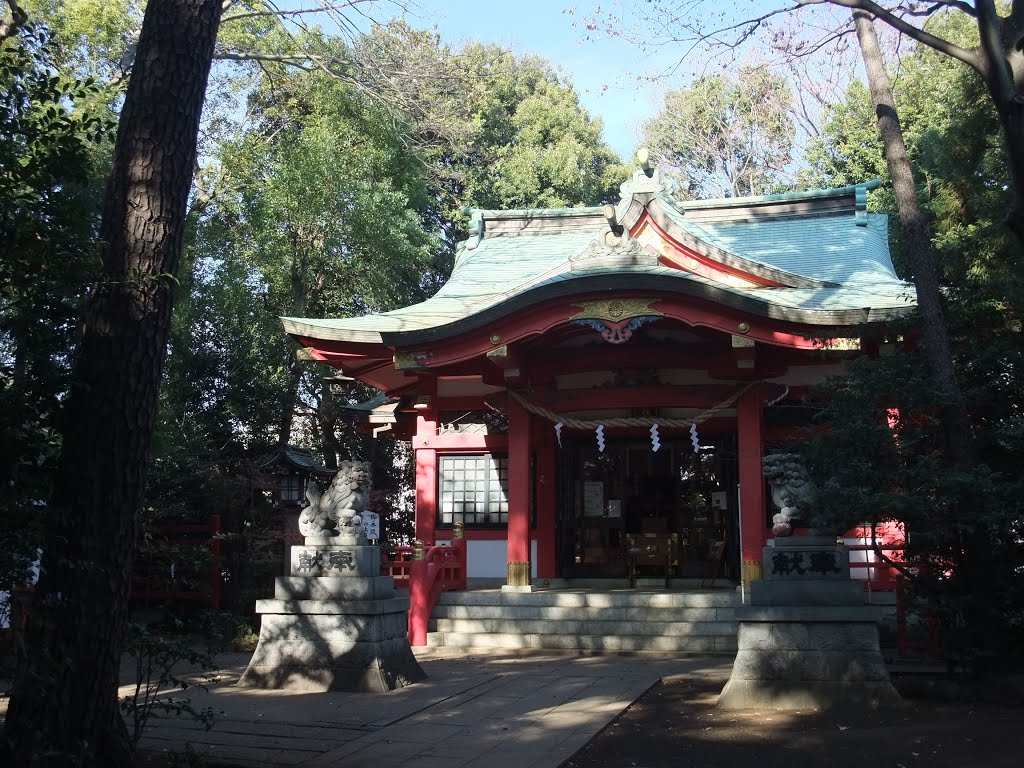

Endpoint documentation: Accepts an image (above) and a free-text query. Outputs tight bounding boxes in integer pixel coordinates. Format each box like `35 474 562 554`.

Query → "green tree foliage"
455 43 628 211
0 23 113 622
353 23 628 232
799 350 1024 668
640 67 795 199
796 12 1024 669
803 11 1019 288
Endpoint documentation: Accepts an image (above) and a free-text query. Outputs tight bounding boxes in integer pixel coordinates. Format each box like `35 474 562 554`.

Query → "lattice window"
438 454 509 526
279 475 304 503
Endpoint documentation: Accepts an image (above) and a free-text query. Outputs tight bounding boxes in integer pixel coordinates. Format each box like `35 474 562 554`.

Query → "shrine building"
283 166 915 590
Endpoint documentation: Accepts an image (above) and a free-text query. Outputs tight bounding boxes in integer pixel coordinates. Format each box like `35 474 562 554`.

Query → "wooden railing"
843 524 905 591
131 515 223 611
382 535 467 646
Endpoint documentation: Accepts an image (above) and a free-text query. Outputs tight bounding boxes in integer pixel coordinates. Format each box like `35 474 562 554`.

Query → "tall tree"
852 9 974 468
640 67 795 198
600 1 1024 240
192 58 438 452
3 1 223 764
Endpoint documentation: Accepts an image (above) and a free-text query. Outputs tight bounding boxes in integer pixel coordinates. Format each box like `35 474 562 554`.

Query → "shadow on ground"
564 676 1023 768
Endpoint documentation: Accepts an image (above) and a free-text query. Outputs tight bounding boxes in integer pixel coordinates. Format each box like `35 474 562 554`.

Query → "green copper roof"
282 177 916 345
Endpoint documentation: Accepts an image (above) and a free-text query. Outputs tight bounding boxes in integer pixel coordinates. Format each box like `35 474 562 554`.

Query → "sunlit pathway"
122 650 732 767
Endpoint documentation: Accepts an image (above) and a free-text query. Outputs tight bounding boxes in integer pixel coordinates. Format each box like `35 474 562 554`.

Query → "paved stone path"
127 650 733 767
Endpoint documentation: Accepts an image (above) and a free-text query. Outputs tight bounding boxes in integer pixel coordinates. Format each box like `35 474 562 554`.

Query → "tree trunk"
276 361 302 447
3 2 223 765
853 9 976 471
972 0 1024 242
318 381 341 470
855 9 996 672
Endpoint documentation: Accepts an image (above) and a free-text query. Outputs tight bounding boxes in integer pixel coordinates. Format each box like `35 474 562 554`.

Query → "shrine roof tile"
282 182 916 346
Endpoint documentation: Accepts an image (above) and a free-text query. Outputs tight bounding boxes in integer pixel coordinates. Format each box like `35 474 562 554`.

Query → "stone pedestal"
718 537 902 710
239 538 425 693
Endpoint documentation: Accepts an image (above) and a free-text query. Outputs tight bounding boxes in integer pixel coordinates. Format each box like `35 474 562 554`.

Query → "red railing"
131 515 222 611
383 539 467 646
844 523 905 591
842 525 943 659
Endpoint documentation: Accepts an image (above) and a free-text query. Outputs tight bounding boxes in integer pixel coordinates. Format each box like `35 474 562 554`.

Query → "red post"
506 394 531 587
737 385 767 587
414 448 436 545
534 420 557 579
414 398 438 545
408 541 428 646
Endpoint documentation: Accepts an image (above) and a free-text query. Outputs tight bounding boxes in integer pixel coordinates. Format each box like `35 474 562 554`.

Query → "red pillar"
737 385 767 587
414 400 437 546
534 418 557 579
408 555 428 646
506 394 532 587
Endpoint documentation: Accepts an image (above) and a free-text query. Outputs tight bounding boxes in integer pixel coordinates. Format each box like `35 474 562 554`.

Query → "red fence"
382 539 467 646
131 515 222 611
844 523 905 591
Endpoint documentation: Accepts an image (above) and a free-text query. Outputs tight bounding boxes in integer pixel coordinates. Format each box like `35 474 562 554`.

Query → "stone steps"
425 631 737 653
426 589 740 655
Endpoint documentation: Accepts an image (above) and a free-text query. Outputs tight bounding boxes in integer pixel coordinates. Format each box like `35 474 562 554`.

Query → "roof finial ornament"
619 149 663 206
603 204 623 237
637 147 654 178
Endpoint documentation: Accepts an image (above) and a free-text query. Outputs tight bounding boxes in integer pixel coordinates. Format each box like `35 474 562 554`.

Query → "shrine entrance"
557 433 738 581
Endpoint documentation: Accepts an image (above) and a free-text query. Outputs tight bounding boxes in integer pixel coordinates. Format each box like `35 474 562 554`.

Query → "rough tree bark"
855 9 999 669
853 9 976 471
2 1 223 765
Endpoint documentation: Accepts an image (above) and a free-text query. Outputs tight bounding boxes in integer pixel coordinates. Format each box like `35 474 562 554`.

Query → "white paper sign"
583 481 605 517
361 511 380 541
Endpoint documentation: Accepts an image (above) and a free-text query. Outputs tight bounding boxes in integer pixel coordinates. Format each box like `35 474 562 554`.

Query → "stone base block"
238 600 424 692
763 543 849 580
274 576 395 601
718 620 902 710
750 579 865 606
290 544 380 577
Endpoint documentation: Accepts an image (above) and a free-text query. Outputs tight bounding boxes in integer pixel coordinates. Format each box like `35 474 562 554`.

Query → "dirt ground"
563 676 1024 768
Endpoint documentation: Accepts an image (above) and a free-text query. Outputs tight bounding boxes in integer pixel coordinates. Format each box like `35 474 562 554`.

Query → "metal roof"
282 176 916 345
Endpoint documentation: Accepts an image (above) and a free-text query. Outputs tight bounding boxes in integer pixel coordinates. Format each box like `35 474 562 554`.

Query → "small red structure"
285 169 915 601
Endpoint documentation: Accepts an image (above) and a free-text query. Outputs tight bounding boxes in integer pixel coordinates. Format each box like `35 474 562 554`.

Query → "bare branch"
222 1 377 25
810 0 982 70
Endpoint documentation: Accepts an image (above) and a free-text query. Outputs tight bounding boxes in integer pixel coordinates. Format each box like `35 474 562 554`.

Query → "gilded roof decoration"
570 299 663 323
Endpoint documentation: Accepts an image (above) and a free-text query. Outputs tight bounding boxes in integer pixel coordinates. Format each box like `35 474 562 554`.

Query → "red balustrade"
131 515 222 611
382 539 467 646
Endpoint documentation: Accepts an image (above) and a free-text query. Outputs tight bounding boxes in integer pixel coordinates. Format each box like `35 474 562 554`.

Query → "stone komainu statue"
762 452 816 537
298 460 373 539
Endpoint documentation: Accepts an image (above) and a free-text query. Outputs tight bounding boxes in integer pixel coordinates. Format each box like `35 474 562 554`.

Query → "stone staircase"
426 588 741 655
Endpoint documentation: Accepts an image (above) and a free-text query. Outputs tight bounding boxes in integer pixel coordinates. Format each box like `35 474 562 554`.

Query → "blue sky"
393 0 687 160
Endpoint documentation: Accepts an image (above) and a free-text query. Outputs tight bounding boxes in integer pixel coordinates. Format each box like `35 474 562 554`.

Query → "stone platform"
718 537 902 710
238 541 425 693
717 607 902 709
